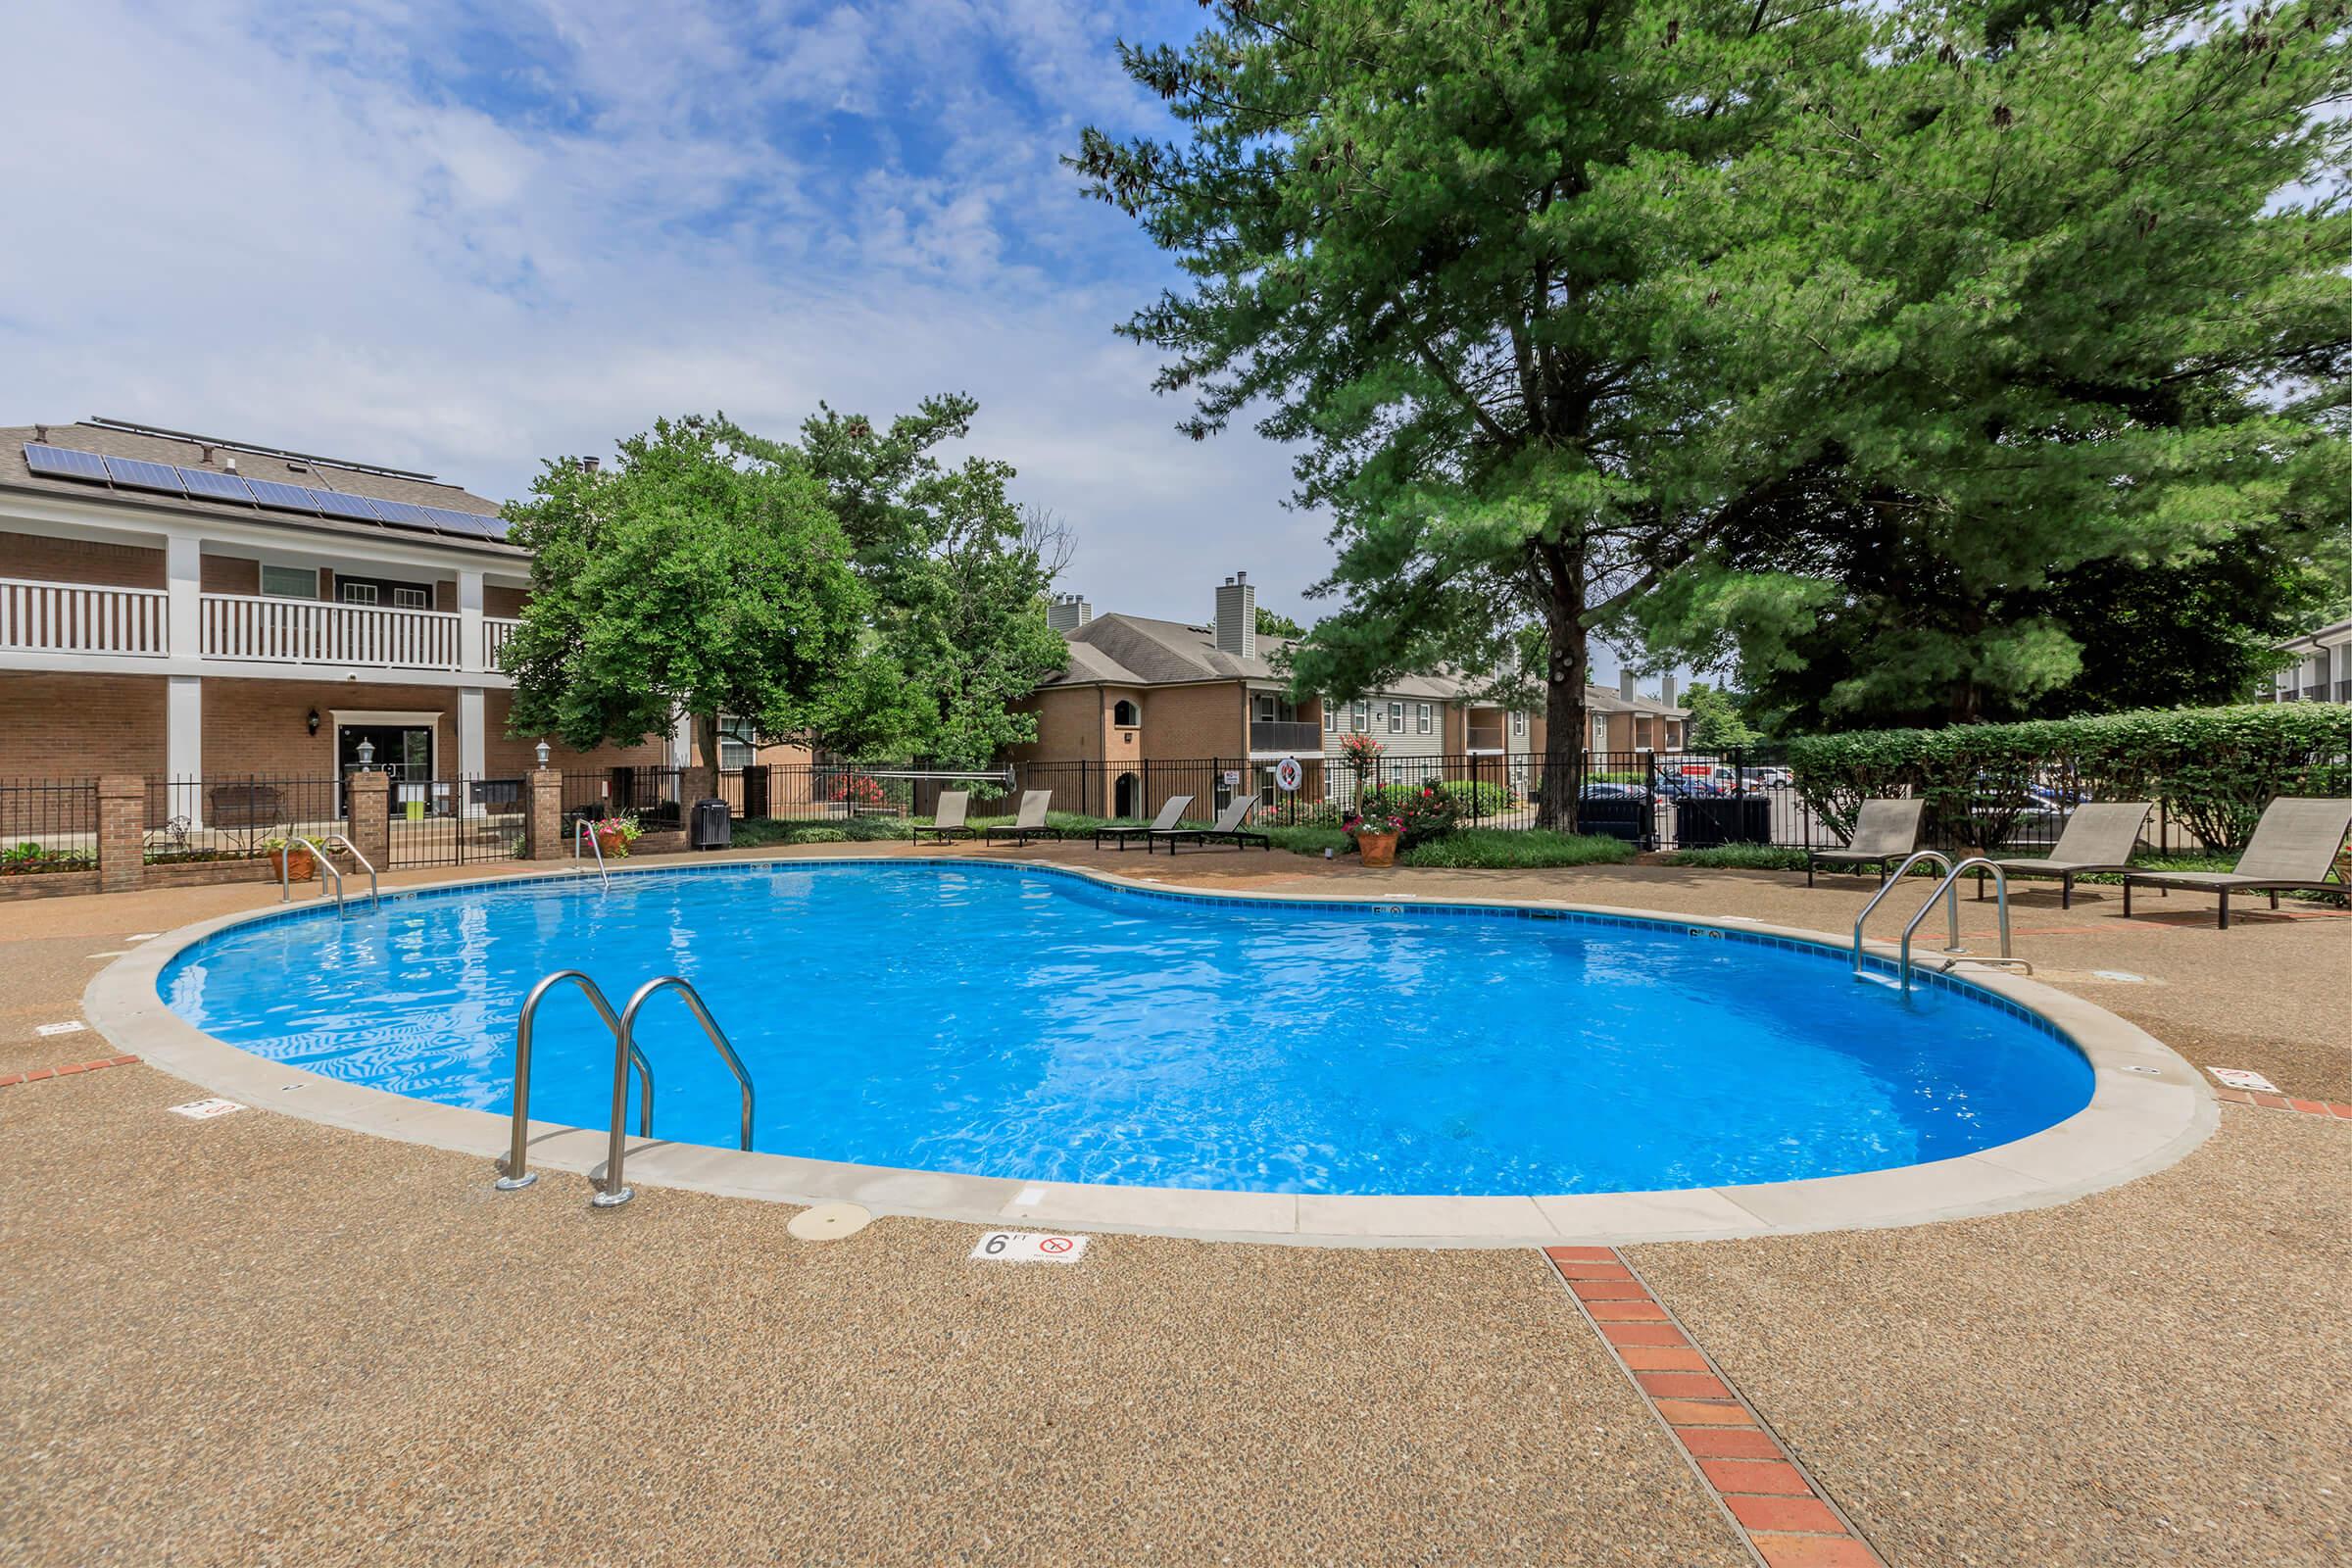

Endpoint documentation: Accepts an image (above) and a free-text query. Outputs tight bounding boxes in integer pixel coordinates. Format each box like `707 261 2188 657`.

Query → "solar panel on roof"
306 488 383 522
427 507 507 540
243 478 320 513
102 456 188 495
23 444 113 482
175 466 258 505
369 499 441 532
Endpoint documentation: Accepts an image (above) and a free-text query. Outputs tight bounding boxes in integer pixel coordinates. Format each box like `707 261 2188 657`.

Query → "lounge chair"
1805 798 1926 887
1153 798 1270 854
982 790 1061 847
1095 795 1193 852
2122 797 2352 929
1973 801 2152 909
912 790 972 846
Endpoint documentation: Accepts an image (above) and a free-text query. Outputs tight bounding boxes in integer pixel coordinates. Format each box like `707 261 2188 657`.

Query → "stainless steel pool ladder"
573 818 609 887
278 833 378 910
1852 851 2033 994
593 977 755 1209
494 970 655 1192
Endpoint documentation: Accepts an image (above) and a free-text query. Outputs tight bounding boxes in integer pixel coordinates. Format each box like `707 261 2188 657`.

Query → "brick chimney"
1214 571 1255 660
1047 593 1093 633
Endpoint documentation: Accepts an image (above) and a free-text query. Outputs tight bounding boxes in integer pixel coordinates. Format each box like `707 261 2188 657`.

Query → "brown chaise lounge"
912 789 973 846
1805 798 1926 888
1152 797 1270 854
982 790 1061 847
2121 797 2352 930
1095 795 1193 852
1975 800 2153 910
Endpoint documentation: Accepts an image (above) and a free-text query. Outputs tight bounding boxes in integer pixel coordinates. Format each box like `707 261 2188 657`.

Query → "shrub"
1435 779 1512 820
1787 705 2349 854
1268 824 1353 857
1397 829 1636 869
1348 782 1460 850
1660 845 1814 872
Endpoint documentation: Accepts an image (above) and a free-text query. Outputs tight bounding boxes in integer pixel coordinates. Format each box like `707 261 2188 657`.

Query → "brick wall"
485 584 527 618
0 673 169 777
1137 684 1246 761
201 555 261 594
0 530 165 589
484 690 664 774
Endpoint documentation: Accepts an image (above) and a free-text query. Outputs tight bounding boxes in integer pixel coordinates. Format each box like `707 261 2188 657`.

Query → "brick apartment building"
0 418 674 837
1008 570 1687 816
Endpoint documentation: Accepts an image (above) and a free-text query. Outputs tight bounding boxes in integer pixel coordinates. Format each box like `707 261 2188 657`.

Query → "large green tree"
1639 0 2352 725
1074 0 1875 824
500 416 877 771
783 395 1070 766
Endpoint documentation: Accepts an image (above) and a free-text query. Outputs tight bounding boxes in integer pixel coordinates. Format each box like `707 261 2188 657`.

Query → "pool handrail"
594 975 755 1209
1851 850 1959 979
279 835 346 910
495 969 654 1192
574 817 609 887
315 832 378 906
1900 858 2033 993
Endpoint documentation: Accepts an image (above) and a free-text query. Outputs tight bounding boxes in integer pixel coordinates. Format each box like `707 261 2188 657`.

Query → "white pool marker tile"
35 1020 86 1037
969 1231 1088 1263
2091 969 2147 984
169 1098 246 1120
2208 1067 2279 1094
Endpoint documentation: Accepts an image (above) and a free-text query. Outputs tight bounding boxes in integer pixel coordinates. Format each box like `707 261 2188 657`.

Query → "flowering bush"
828 774 887 808
1338 729 1386 803
1344 783 1459 851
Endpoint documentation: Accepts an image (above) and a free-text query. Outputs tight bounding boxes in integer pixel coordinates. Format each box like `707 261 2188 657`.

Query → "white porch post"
459 687 487 813
458 568 485 672
167 674 204 829
165 533 202 658
669 711 693 770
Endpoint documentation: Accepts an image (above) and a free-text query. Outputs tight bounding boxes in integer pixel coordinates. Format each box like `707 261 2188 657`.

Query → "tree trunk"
1537 597 1589 831
694 711 722 772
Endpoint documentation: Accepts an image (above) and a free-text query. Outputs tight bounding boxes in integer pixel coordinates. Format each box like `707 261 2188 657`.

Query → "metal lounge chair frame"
1095 795 1194 851
912 789 973 846
1973 800 2153 910
982 790 1062 847
1153 797 1271 855
2121 797 2352 929
1806 798 1927 888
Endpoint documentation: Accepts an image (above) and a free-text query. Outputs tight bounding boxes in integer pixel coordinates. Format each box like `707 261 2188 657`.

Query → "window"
716 713 759 769
338 581 379 606
1112 699 1140 727
260 564 317 599
1254 693 1296 723
1593 716 1609 750
1387 701 1404 734
1416 703 1433 736
1513 711 1527 738
1324 703 1337 733
1351 701 1369 733
391 586 430 610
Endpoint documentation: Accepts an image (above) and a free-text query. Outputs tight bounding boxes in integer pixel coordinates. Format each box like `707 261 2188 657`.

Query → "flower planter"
1356 829 1399 868
268 848 316 883
593 828 630 858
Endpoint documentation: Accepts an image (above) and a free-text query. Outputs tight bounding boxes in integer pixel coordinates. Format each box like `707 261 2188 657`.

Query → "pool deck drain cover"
788 1202 871 1241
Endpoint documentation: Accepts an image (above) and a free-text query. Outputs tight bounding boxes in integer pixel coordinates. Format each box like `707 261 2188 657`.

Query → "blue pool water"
158 861 2093 1196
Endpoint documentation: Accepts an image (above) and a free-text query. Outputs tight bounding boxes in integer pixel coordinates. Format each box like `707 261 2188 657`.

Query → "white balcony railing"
484 615 521 671
0 577 170 657
202 592 461 669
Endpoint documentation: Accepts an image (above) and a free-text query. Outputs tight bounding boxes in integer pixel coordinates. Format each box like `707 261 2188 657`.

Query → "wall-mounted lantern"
306 708 320 736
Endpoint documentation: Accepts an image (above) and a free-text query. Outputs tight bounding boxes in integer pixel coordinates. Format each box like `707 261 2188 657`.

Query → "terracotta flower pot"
1357 829 1399 868
594 827 629 858
270 848 316 882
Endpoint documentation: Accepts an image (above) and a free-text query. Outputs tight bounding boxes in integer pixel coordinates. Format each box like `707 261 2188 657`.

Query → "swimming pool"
155 860 2096 1198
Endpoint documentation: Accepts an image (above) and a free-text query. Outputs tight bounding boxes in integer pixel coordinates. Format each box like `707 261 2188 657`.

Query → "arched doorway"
1114 771 1140 818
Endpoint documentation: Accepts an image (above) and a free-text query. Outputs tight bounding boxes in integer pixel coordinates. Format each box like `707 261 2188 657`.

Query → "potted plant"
262 835 315 882
593 812 643 858
1347 808 1406 867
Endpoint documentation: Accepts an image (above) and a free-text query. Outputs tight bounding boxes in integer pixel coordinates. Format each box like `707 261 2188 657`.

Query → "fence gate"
384 774 527 868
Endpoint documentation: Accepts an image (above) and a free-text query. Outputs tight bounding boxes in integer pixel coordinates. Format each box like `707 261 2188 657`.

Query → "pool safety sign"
970 1231 1089 1263
1273 756 1303 792
2208 1067 2278 1094
169 1098 246 1120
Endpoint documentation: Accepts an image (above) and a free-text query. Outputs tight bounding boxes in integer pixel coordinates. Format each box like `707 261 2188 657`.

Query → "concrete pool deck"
4 841 2347 1566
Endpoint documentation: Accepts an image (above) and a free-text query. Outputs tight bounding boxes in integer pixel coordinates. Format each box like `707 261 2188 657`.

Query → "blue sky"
1 0 1638 674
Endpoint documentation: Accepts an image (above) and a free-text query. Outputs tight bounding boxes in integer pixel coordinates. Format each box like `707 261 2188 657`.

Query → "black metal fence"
142 776 345 863
563 766 686 831
383 775 527 868
0 778 98 876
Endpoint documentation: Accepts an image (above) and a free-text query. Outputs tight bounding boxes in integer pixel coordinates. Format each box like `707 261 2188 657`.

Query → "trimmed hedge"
1787 705 2349 855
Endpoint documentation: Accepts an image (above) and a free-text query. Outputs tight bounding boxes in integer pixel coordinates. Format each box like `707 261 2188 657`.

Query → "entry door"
339 724 434 807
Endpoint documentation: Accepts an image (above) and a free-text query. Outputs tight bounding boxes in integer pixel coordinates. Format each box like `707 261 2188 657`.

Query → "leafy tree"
1680 682 1761 750
1074 0 1872 824
1255 606 1306 640
788 395 1071 765
500 416 876 771
1639 0 2352 726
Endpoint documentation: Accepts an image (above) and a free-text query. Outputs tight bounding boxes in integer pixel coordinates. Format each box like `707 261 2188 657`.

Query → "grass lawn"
1398 828 1636 869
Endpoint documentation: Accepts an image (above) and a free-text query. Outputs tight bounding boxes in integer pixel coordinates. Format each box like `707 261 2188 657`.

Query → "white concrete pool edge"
83 854 2218 1250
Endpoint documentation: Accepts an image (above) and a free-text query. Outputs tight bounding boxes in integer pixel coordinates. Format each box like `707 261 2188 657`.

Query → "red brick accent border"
1545 1246 1887 1568
0 1054 139 1088
2213 1087 2352 1119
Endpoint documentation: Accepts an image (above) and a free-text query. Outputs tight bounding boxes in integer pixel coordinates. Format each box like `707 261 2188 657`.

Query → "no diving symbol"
1038 1236 1075 1254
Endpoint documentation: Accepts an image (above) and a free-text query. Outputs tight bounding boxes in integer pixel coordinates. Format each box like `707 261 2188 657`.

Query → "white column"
167 674 204 829
458 569 485 672
669 711 693 769
166 533 202 659
459 687 487 814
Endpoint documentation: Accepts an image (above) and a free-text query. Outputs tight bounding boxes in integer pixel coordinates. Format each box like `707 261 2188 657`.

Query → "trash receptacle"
690 798 732 851
1574 795 1648 844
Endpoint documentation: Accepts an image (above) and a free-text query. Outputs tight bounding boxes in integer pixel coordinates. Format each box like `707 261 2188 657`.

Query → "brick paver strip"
2212 1086 2352 1119
0 1054 138 1089
1544 1245 1889 1568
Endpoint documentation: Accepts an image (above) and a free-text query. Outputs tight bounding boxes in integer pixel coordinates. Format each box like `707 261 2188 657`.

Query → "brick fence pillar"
681 764 717 806
345 769 391 870
97 774 145 894
523 768 565 861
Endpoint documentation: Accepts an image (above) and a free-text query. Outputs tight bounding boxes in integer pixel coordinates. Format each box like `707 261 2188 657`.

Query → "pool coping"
81 854 2218 1250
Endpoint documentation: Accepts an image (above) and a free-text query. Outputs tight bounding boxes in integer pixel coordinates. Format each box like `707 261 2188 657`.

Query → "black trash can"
1673 795 1771 849
1575 795 1649 844
690 798 732 851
